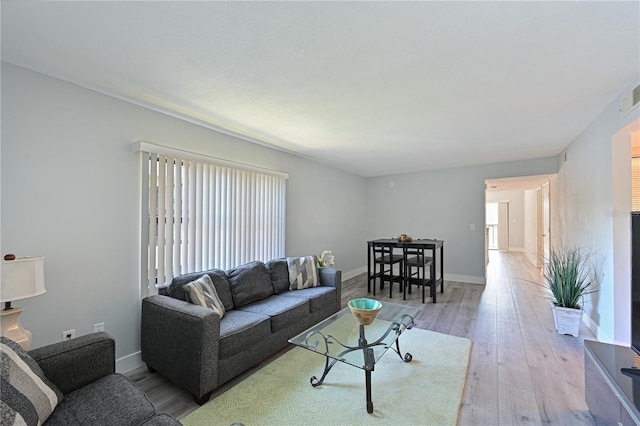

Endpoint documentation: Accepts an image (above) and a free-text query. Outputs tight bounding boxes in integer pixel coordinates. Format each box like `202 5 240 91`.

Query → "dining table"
366 238 444 303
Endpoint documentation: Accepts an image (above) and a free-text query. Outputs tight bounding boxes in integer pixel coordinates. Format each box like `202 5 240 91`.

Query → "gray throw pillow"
227 261 273 307
1 337 63 426
168 269 234 311
185 274 227 318
288 256 320 290
266 258 290 294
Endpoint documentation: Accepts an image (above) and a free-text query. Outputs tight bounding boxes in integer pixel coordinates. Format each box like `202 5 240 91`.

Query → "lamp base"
1 307 32 350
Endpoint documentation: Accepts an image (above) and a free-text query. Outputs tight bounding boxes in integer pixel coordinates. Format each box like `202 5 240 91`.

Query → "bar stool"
404 246 433 303
372 243 404 297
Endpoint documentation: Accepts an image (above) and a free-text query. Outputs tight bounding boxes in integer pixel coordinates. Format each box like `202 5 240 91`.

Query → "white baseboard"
509 246 526 252
343 266 367 281
525 252 537 266
582 313 614 344
444 273 485 285
116 351 144 374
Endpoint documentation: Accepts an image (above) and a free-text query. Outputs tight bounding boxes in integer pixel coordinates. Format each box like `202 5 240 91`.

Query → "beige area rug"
181 326 472 426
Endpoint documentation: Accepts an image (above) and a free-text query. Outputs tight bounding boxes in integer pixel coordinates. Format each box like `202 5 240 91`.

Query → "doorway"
485 175 553 270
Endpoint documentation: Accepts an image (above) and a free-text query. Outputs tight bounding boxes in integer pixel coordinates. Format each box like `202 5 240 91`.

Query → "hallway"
458 250 596 425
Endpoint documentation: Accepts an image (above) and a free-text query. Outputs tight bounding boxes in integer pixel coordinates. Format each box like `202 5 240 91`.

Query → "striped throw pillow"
185 274 226 318
287 256 320 290
1 337 63 426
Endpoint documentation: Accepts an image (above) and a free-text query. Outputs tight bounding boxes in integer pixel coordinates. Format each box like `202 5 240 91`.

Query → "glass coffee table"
288 301 420 413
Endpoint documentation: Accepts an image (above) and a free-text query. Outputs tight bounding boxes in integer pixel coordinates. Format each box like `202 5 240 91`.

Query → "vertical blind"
135 142 287 290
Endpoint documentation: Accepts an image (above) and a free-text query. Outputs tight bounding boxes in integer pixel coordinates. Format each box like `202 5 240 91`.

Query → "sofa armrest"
319 267 342 311
28 331 115 395
141 295 220 400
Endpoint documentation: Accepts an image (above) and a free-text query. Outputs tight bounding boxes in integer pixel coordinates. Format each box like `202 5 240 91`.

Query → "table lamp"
1 256 46 350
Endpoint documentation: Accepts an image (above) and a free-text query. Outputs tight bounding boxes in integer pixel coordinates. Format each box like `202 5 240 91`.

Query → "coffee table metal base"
306 315 414 413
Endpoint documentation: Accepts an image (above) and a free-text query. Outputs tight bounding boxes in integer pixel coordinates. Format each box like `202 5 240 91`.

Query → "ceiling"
2 1 639 178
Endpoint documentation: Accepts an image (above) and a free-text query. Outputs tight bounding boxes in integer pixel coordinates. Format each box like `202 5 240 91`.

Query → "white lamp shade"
1 257 46 302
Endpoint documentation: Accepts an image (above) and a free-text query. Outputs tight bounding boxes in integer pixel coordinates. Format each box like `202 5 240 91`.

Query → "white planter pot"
551 302 582 337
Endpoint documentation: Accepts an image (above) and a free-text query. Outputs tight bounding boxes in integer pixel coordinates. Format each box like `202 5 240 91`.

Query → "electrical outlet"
62 329 75 341
93 322 105 332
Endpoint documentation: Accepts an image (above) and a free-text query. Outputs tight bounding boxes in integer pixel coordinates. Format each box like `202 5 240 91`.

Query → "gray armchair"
28 332 181 425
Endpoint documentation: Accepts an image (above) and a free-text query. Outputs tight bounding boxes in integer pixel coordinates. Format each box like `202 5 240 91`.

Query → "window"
134 142 287 292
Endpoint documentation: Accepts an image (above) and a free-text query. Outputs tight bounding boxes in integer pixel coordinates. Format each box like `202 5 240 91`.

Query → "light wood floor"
126 251 596 425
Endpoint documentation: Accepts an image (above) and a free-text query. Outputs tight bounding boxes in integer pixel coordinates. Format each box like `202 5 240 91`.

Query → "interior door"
497 201 509 251
542 182 550 260
536 187 543 267
536 182 551 267
486 202 498 250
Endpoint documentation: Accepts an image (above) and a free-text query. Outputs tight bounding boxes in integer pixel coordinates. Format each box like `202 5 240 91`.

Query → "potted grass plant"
543 245 600 337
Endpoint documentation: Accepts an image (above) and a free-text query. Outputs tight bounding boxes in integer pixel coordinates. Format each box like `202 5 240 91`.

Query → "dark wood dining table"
367 238 444 303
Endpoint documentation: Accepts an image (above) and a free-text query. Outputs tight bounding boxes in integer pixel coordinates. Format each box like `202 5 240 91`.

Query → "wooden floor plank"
497 319 534 391
449 287 481 339
459 340 500 426
528 364 593 425
498 385 543 425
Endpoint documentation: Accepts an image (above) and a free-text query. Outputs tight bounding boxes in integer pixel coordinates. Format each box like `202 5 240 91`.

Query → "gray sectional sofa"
141 258 342 404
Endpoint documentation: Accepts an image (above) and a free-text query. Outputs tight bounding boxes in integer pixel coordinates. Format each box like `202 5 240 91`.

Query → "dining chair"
372 242 404 297
403 246 434 303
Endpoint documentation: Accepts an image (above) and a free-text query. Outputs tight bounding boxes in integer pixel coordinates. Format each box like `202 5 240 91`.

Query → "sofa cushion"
167 269 234 311
44 374 155 426
185 274 226 318
265 258 290 294
237 296 310 333
287 256 319 290
280 286 337 313
1 336 63 426
218 310 271 359
227 261 273 307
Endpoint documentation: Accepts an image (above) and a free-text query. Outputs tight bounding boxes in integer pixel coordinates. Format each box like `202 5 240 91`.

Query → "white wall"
365 158 558 284
612 131 633 345
486 190 526 252
0 64 366 364
553 81 640 343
